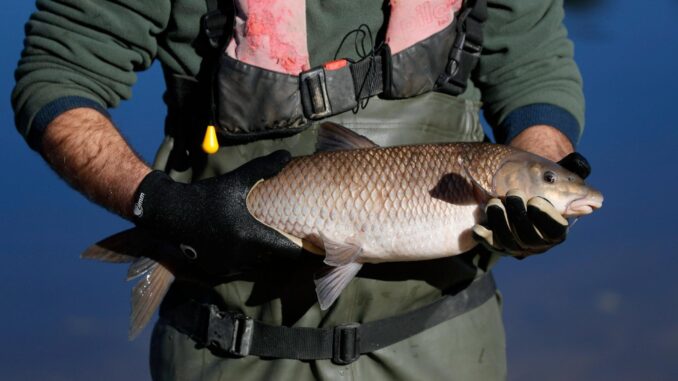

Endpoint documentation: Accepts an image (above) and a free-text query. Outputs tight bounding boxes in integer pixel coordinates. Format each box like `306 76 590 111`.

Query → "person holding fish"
12 0 601 379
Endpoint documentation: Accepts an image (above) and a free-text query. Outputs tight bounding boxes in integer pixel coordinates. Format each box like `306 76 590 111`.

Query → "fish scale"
247 143 508 262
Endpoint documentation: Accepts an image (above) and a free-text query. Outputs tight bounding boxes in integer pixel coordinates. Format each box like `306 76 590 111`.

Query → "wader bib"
150 0 506 379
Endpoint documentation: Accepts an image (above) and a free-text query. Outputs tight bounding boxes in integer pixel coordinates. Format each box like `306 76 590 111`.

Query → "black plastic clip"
200 0 235 49
332 323 361 365
206 306 254 357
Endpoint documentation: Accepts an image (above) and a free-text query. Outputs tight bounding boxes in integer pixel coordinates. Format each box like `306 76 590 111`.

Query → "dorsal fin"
316 122 379 152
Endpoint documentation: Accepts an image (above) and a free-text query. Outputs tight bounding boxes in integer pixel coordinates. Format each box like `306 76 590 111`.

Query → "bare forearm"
41 108 152 219
508 125 574 162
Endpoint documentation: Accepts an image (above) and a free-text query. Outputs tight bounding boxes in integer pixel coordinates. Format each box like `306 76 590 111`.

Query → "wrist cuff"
27 96 110 152
494 104 581 147
132 170 173 224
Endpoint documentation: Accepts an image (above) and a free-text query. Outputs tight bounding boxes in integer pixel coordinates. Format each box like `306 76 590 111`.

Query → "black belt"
163 273 496 365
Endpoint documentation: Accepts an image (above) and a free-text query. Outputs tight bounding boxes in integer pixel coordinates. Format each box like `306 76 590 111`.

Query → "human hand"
472 149 592 258
131 150 304 278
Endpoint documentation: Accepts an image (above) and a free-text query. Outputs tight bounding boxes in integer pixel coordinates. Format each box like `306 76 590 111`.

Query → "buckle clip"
332 323 361 365
438 29 483 95
201 5 235 49
206 306 254 357
300 67 332 119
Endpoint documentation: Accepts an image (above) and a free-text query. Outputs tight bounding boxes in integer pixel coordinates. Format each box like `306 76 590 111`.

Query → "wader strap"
164 273 496 365
202 0 235 49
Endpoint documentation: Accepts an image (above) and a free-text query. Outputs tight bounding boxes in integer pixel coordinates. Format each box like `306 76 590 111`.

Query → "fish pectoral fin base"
316 122 379 152
129 260 174 340
314 262 363 310
457 157 495 203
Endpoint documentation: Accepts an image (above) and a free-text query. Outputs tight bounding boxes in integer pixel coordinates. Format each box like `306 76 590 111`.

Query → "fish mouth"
564 192 604 217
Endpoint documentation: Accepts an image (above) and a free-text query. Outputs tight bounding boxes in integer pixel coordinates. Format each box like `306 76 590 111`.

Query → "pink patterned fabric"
386 0 461 54
226 0 310 74
225 0 462 74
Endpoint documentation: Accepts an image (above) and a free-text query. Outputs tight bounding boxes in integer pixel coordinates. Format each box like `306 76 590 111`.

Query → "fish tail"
81 228 175 339
128 260 174 339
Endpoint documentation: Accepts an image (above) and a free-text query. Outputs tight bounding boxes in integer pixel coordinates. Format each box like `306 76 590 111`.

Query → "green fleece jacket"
12 0 584 151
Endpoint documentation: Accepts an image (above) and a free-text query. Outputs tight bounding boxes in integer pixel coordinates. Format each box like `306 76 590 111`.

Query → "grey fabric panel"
216 55 308 136
327 91 484 147
388 22 458 98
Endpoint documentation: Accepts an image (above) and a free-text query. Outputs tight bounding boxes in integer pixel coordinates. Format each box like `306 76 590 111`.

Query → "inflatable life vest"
199 0 487 147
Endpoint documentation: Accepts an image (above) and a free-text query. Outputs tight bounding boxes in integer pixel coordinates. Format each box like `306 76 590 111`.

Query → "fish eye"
543 171 557 184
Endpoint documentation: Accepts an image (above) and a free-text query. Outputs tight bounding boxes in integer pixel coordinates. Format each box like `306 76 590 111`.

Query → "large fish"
83 123 603 338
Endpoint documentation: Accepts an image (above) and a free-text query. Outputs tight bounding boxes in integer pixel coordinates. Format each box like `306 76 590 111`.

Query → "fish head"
491 152 603 217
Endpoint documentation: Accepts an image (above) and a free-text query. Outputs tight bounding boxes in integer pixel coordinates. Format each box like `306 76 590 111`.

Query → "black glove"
472 152 592 258
132 150 304 278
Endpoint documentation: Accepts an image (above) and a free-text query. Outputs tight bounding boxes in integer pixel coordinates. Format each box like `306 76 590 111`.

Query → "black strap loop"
164 273 497 365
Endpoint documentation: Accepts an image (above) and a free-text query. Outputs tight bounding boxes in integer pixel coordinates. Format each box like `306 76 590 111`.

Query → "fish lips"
564 192 604 217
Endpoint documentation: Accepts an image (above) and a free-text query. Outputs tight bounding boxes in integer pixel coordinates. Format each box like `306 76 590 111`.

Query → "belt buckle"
206 306 254 357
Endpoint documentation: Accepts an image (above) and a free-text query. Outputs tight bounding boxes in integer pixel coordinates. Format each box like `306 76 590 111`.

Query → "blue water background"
1 1 676 379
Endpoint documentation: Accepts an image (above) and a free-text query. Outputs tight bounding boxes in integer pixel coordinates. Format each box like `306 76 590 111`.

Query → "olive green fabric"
12 0 584 142
150 93 506 380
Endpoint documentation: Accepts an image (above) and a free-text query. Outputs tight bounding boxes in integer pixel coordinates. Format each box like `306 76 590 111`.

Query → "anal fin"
314 232 365 310
314 262 363 310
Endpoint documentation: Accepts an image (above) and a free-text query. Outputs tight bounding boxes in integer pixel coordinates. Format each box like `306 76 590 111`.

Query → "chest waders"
152 0 502 371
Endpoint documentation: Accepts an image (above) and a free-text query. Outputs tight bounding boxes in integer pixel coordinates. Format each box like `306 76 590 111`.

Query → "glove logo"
133 193 145 218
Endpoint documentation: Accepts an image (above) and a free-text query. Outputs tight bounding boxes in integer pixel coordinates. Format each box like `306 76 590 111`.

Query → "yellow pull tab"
202 125 219 154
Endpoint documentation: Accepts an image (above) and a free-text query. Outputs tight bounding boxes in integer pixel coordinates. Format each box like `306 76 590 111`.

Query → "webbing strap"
350 56 384 100
164 274 496 365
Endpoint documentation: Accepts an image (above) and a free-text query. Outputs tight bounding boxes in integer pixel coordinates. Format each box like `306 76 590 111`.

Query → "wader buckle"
332 323 361 365
438 29 482 95
300 59 359 120
206 306 254 357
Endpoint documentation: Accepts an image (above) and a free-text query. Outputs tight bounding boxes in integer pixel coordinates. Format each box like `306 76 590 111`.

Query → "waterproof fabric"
213 3 473 140
149 92 507 380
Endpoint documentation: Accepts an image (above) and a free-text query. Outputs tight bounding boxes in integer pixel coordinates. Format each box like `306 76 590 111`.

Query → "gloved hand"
131 150 304 278
472 152 591 258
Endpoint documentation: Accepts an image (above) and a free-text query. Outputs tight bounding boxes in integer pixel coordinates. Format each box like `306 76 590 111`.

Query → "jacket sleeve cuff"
493 104 581 147
26 96 111 152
